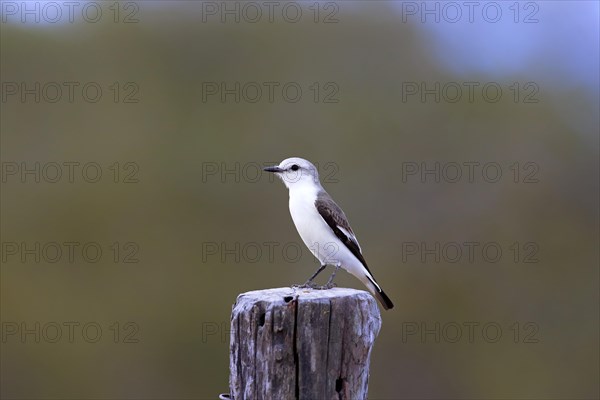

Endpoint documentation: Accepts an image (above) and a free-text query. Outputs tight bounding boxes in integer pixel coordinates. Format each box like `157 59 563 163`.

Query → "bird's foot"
313 282 337 290
292 282 318 289
292 281 337 290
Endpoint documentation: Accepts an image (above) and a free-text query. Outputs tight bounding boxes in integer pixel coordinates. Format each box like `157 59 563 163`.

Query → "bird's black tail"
375 288 394 310
364 274 394 310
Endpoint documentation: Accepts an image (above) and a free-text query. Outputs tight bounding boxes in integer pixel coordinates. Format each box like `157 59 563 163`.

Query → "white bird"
264 157 394 310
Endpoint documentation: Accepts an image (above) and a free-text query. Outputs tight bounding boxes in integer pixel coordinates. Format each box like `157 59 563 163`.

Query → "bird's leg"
323 264 341 289
293 264 327 289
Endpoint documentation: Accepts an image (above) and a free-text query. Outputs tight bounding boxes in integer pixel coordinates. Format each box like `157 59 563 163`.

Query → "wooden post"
228 287 382 400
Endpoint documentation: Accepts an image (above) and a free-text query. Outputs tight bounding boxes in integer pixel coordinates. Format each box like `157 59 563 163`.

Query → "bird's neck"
287 181 321 203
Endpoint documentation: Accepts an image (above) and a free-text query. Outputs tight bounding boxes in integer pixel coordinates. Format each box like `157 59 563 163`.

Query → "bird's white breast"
288 184 346 266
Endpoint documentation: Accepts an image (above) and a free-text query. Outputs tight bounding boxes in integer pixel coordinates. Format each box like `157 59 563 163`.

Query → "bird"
263 157 394 310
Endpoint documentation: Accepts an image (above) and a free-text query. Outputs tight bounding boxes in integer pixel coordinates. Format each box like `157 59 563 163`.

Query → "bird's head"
263 157 320 189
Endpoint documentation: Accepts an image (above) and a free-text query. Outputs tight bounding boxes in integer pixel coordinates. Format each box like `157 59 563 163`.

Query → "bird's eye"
291 164 299 171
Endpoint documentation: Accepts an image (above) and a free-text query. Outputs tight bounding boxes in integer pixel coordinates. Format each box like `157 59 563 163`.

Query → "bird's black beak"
263 166 284 173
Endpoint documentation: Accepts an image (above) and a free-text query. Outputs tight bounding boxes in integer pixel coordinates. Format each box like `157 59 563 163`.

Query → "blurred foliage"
1 2 598 399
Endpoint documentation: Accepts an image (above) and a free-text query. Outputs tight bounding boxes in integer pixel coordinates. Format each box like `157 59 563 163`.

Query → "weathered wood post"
228 287 382 399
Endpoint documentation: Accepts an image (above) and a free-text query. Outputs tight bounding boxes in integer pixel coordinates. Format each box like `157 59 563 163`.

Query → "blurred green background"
1 1 598 399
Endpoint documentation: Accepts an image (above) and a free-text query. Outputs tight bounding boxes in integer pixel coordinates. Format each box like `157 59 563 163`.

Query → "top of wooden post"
229 287 382 399
234 286 378 306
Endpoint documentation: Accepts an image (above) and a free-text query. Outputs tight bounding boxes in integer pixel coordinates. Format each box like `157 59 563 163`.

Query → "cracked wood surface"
229 287 382 400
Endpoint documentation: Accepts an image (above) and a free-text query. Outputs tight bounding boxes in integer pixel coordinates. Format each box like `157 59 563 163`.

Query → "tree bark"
229 287 382 400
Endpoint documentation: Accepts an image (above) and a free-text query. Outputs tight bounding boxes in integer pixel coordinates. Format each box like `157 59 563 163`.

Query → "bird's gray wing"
315 192 373 275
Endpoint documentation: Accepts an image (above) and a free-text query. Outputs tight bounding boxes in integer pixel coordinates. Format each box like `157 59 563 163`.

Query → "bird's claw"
292 282 318 289
314 282 337 290
292 282 337 290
